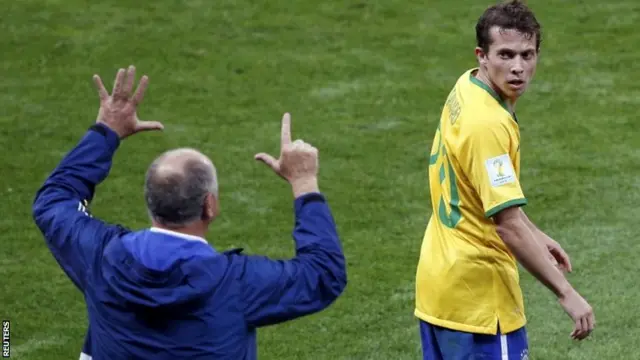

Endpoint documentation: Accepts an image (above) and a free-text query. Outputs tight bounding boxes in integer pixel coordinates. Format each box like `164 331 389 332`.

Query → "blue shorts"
419 320 529 360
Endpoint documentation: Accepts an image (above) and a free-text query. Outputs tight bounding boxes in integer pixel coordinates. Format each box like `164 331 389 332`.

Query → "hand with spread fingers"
93 65 164 139
255 113 320 198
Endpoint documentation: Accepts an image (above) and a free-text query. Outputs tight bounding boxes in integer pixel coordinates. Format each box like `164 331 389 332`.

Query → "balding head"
144 148 218 228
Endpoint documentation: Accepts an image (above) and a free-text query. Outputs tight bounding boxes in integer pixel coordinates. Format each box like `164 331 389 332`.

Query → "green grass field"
2 0 639 359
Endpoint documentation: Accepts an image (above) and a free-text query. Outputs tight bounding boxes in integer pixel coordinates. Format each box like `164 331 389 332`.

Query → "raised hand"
93 65 164 139
255 113 319 197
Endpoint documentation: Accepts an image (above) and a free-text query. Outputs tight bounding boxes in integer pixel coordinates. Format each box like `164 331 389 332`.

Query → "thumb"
135 121 165 132
254 152 278 169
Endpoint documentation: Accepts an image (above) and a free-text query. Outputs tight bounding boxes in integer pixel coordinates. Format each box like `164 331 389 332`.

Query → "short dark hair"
475 0 541 52
144 155 216 228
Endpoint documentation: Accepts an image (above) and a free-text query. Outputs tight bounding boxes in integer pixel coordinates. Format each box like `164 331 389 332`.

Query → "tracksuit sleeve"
240 192 347 328
32 123 130 292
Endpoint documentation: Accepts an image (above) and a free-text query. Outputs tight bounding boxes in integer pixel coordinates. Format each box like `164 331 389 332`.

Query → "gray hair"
144 149 218 228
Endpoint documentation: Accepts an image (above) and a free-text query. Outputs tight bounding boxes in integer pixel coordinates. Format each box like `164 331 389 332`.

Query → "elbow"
31 187 57 235
338 268 348 295
336 274 347 300
493 206 525 248
32 184 49 216
321 233 348 300
305 245 348 305
495 217 523 249
323 275 347 307
32 192 45 227
323 247 348 302
337 252 348 294
495 219 512 242
32 206 50 237
331 255 348 299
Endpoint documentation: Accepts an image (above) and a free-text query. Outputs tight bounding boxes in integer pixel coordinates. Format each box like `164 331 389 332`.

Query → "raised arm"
239 113 347 327
32 123 130 291
240 192 346 327
32 65 163 291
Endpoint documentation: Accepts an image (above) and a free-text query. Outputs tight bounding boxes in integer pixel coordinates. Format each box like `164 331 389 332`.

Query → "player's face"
477 26 538 101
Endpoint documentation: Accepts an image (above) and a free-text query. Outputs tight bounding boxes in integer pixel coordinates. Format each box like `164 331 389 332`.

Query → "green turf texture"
2 1 638 359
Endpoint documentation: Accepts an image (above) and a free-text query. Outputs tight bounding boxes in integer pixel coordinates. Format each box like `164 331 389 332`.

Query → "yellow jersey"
414 68 528 335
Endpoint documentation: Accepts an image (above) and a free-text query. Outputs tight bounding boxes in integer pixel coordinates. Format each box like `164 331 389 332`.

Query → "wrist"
89 123 121 151
291 176 319 198
96 121 125 139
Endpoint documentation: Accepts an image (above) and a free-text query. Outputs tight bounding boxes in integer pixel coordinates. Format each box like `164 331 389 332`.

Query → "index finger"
563 258 572 273
558 248 572 272
281 112 291 146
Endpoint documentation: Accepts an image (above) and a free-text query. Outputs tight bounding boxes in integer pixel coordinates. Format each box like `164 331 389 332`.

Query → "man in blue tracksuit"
32 65 347 360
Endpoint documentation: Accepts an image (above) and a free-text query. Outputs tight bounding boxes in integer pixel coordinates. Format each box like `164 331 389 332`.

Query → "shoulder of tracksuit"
33 123 348 359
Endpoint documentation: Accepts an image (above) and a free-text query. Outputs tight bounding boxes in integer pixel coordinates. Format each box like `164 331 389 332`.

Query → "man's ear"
202 193 218 221
475 46 488 66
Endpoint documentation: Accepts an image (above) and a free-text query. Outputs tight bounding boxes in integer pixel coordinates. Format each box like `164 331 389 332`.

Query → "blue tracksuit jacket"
32 123 347 359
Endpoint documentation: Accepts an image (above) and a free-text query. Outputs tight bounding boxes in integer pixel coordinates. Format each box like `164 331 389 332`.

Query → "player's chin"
502 84 528 99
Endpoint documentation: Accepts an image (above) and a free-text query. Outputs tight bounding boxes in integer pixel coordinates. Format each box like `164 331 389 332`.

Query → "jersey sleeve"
458 120 527 218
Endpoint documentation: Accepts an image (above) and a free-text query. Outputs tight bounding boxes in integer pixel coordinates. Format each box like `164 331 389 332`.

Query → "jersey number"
429 128 462 228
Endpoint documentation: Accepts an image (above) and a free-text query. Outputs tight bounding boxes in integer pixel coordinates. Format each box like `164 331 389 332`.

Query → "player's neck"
474 69 517 114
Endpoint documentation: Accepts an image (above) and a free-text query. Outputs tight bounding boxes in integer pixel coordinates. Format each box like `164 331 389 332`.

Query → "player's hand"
545 239 572 273
93 65 164 139
254 113 319 195
558 287 595 340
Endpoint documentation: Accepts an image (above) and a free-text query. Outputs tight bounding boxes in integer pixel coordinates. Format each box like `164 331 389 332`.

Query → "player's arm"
237 191 347 328
459 120 570 296
460 119 593 340
32 123 130 291
493 207 595 340
493 207 571 297
520 208 554 244
520 208 572 272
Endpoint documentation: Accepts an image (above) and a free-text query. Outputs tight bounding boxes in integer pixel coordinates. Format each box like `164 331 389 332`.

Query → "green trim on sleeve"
485 198 527 218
